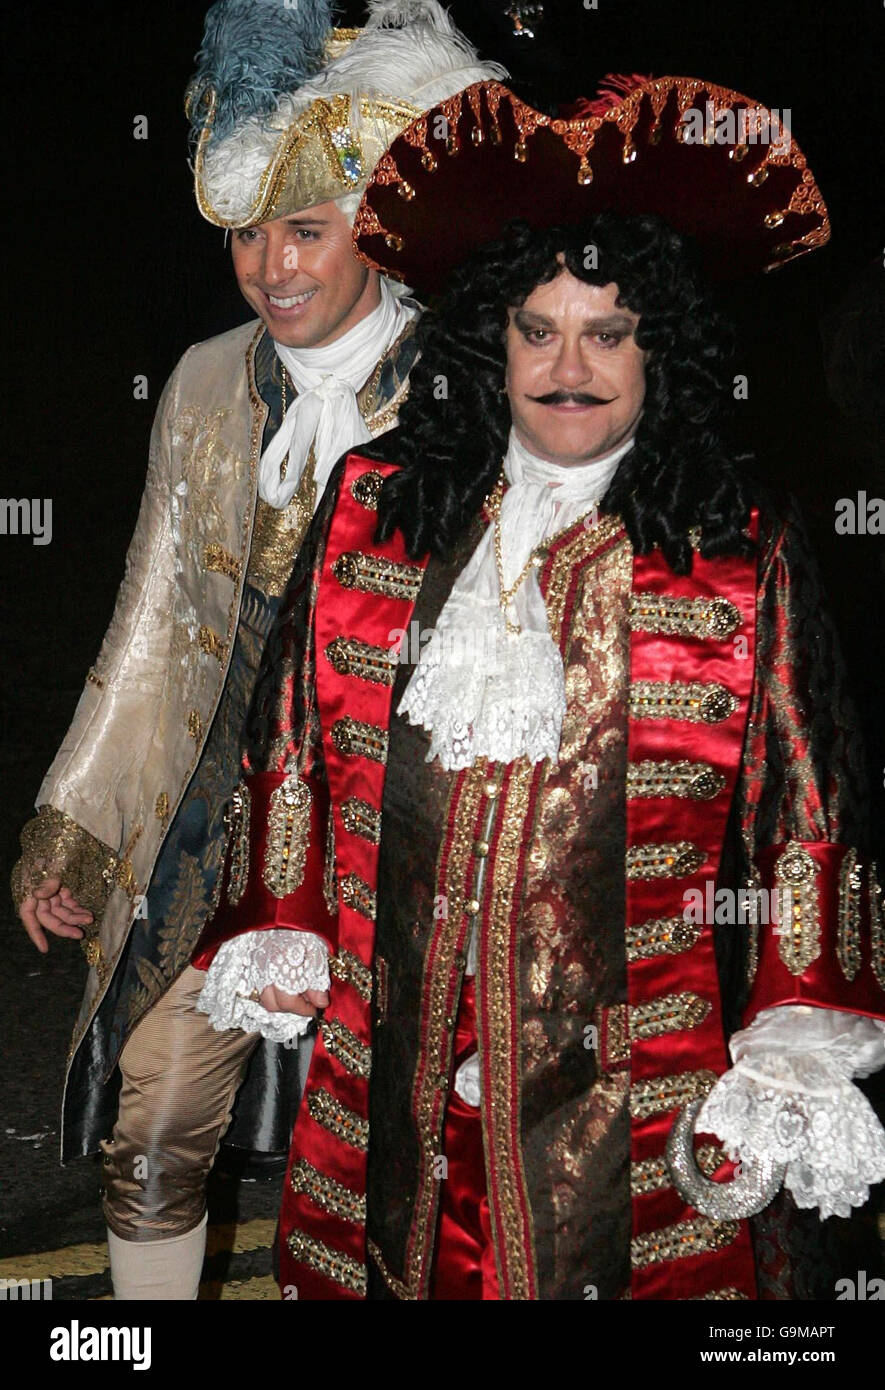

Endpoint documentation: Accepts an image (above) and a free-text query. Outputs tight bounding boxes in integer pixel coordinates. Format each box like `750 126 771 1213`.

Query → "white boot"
107 1212 208 1300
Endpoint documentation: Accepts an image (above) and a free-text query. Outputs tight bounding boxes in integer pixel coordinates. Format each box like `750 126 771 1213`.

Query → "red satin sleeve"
191 767 338 971
743 842 885 1023
737 505 884 1026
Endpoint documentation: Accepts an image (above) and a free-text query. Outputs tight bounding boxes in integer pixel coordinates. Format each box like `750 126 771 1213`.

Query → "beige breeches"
100 965 260 1241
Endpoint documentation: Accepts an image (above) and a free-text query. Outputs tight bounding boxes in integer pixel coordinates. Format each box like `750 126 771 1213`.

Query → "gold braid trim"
11 806 119 983
690 1287 749 1301
368 1240 415 1300
631 1144 726 1197
286 1231 367 1296
631 1216 739 1269
289 1158 366 1225
307 1088 369 1152
11 806 117 919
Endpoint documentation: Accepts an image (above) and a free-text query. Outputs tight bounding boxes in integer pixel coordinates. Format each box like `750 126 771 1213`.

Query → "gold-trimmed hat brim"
353 78 830 292
194 87 423 228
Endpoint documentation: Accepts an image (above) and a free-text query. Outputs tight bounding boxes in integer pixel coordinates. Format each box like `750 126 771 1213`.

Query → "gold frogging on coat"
263 775 312 899
773 842 821 975
307 1087 369 1151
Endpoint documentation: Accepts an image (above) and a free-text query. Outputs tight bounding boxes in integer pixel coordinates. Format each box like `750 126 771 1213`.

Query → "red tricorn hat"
353 75 829 296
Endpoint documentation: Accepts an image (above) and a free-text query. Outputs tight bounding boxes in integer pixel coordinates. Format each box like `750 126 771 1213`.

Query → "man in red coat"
192 76 885 1299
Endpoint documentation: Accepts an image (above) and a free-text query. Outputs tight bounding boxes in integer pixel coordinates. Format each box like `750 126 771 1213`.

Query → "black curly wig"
372 213 756 574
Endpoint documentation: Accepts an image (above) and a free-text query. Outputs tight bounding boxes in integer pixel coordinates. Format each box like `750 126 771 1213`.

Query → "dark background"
0 0 882 1272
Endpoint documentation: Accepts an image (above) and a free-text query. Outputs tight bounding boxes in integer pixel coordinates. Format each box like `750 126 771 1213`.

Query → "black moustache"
529 391 616 406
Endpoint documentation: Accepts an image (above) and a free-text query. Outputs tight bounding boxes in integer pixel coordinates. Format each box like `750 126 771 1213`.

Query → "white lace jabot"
257 277 417 511
397 426 635 771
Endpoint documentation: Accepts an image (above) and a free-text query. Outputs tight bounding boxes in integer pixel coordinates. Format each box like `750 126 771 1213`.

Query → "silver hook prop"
665 1098 785 1220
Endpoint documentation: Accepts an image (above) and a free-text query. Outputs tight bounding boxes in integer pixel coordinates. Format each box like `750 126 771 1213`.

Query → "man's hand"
18 877 93 954
259 985 330 1016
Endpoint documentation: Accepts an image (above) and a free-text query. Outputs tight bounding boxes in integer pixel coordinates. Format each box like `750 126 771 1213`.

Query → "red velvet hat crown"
353 74 829 295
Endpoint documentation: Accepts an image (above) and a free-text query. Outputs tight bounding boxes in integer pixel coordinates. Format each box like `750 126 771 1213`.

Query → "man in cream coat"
11 0 503 1299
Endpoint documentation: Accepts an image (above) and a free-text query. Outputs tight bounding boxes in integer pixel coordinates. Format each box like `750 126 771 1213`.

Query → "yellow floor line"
205 1218 277 1258
215 1274 279 1300
91 1274 279 1302
0 1240 109 1282
0 1218 276 1283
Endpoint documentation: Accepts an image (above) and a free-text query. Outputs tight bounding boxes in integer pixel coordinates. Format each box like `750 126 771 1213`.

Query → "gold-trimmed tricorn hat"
353 74 830 293
185 0 507 230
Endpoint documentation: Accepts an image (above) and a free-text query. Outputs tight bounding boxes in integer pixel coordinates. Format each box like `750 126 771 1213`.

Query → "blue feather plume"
187 0 337 144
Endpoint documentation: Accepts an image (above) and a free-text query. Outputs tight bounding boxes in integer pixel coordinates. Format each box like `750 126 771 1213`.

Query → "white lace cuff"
697 1006 885 1219
195 929 330 1046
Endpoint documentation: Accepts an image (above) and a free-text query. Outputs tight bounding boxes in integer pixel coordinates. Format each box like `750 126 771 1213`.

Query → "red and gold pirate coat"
193 454 884 1301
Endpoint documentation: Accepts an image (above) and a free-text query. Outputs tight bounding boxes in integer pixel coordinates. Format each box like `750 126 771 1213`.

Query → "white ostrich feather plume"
200 0 507 223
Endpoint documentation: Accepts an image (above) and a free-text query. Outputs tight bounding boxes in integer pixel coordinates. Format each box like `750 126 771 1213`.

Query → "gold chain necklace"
486 466 602 636
279 364 319 519
488 474 540 635
279 366 290 482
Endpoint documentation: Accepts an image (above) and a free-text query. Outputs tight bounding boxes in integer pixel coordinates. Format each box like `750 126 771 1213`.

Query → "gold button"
484 781 499 799
465 898 480 916
474 840 490 857
454 951 467 970
436 1072 449 1089
445 1014 456 1028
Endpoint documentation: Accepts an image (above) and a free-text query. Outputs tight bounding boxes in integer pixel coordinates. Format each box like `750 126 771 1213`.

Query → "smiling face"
231 199 381 348
504 269 647 466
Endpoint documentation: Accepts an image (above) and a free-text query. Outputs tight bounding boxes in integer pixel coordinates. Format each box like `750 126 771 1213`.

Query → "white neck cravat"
398 426 635 770
258 277 416 510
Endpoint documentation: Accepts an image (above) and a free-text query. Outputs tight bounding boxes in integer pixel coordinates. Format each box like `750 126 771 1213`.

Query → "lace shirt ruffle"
196 928 330 1046
698 1006 885 1219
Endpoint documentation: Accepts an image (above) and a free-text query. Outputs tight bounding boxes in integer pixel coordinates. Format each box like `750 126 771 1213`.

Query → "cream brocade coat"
11 316 411 1138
